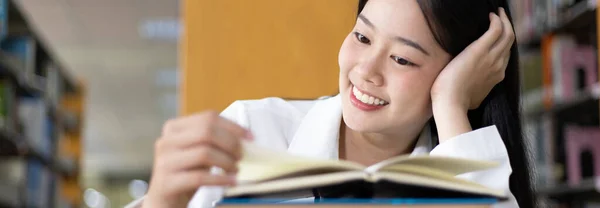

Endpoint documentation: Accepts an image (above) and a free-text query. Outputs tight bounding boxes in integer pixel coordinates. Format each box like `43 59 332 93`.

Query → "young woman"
128 0 534 207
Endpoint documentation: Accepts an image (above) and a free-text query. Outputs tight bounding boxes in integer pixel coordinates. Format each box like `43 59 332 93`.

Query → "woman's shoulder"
221 96 327 120
220 95 336 147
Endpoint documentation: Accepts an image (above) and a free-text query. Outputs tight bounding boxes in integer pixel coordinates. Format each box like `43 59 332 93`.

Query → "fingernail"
229 175 238 185
244 131 254 140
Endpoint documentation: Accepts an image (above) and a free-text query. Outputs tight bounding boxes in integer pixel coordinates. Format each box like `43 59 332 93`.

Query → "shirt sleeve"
123 101 249 208
429 125 520 208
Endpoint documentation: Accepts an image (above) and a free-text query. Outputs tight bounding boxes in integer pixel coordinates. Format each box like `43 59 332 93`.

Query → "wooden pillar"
60 82 86 207
180 0 358 115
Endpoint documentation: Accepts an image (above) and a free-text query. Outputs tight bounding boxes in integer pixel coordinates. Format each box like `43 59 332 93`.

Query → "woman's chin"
341 111 386 133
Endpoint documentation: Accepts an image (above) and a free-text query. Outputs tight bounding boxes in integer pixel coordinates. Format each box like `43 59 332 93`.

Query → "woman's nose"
355 55 384 86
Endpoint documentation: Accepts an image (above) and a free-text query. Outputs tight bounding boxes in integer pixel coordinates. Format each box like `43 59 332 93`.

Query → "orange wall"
181 0 358 115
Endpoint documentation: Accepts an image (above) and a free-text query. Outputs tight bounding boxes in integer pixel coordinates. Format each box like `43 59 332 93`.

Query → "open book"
223 142 507 201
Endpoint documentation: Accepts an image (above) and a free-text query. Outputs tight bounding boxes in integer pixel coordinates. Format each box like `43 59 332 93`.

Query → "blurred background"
0 0 597 207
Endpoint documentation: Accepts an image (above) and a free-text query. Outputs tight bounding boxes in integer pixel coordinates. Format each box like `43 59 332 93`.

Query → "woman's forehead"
360 0 444 56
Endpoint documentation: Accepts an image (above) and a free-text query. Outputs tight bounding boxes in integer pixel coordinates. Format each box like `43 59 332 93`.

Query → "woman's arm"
429 124 520 208
432 104 472 143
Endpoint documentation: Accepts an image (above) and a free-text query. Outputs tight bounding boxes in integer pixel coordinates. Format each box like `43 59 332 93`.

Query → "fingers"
168 146 238 173
489 8 515 59
469 12 503 52
218 117 253 140
500 8 515 57
162 124 243 160
160 111 251 160
150 110 246 205
161 113 207 136
162 111 251 139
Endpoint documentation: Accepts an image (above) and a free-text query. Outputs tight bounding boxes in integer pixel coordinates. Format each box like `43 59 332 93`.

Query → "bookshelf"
518 0 597 50
0 0 85 208
537 177 600 203
514 0 600 207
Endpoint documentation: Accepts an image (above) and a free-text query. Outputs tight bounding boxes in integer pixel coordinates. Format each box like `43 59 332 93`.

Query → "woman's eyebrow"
358 14 431 56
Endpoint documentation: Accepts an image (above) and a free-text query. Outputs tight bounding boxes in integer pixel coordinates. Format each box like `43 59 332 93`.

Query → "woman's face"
339 0 451 135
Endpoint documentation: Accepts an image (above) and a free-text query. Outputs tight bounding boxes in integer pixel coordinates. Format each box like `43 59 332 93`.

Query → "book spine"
0 79 18 134
0 0 7 42
25 159 42 207
18 97 49 157
45 62 62 108
1 36 37 79
0 79 6 130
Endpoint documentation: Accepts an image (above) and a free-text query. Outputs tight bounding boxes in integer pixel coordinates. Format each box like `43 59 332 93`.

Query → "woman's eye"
353 32 371 44
391 56 416 66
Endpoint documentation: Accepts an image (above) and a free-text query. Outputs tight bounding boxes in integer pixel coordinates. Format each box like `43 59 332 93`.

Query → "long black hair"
357 0 535 207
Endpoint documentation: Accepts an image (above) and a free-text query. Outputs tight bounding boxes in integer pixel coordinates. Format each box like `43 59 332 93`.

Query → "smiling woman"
127 0 533 208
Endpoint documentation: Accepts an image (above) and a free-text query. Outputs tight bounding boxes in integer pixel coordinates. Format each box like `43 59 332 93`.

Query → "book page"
378 164 488 188
367 155 498 175
237 142 365 183
226 171 365 197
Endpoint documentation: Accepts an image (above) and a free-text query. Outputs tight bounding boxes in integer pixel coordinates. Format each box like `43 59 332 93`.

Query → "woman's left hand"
430 8 515 112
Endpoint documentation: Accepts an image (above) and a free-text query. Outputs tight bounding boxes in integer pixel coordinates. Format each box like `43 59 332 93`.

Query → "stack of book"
214 142 506 207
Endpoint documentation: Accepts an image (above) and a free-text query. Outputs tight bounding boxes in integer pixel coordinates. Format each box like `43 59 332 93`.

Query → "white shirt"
126 94 519 208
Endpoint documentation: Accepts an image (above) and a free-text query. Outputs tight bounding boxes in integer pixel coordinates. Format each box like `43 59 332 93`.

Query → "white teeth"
354 87 363 97
352 86 387 106
361 94 368 103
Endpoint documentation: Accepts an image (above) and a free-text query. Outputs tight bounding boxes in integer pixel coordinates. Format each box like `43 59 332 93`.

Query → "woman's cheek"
338 43 359 73
391 74 431 101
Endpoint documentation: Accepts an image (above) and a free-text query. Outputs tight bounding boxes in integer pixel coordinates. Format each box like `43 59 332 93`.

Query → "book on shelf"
218 142 506 207
0 158 54 208
511 0 596 44
44 61 62 108
1 36 37 81
0 159 24 207
25 159 53 208
18 98 58 207
0 78 16 132
0 0 7 42
18 97 53 158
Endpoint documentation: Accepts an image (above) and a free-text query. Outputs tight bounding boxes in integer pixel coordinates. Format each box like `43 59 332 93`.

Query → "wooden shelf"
61 110 80 134
0 51 43 96
7 0 78 94
0 182 20 207
523 85 600 123
537 177 600 202
519 0 597 49
0 127 77 177
0 127 25 156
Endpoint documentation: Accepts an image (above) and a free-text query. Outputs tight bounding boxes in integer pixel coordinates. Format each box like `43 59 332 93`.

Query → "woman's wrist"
432 101 472 143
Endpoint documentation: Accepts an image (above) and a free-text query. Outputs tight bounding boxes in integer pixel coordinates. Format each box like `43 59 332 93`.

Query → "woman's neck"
338 122 422 166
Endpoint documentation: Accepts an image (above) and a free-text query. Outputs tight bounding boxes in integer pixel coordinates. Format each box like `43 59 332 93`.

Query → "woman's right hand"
143 111 253 208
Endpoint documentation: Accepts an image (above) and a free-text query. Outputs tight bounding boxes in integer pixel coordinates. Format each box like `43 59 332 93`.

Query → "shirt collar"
287 94 434 160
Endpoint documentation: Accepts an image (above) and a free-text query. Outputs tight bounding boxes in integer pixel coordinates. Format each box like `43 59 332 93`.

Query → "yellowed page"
369 155 498 175
237 142 365 183
226 171 365 197
379 165 489 188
